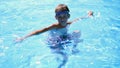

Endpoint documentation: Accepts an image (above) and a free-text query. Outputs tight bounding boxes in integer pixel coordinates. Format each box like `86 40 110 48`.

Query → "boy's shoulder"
48 23 59 29
51 23 59 27
52 23 59 26
67 22 72 24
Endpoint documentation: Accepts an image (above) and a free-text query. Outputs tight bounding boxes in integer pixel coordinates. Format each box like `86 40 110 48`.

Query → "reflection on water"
0 0 120 68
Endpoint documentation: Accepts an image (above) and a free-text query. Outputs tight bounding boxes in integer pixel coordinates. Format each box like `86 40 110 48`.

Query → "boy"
16 4 93 68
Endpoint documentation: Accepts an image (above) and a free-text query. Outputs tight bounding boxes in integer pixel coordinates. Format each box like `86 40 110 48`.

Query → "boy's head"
55 4 70 26
55 4 70 14
55 4 70 17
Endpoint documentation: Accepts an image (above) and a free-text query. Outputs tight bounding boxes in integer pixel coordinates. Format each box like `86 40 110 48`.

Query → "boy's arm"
70 11 93 24
16 24 56 42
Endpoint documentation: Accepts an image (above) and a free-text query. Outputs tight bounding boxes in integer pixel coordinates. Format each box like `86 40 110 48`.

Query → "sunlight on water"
0 0 120 68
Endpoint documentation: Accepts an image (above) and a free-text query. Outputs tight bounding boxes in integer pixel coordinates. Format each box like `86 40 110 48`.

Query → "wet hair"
55 4 70 13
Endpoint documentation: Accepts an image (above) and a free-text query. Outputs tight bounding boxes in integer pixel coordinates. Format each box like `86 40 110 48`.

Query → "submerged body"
47 25 80 50
47 25 81 68
48 26 70 49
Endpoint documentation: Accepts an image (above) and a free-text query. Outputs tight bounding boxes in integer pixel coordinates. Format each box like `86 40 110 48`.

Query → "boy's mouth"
60 22 67 26
61 21 65 22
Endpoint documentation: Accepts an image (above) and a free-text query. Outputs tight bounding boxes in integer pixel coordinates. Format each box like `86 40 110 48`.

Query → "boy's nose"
61 18 64 20
61 17 66 20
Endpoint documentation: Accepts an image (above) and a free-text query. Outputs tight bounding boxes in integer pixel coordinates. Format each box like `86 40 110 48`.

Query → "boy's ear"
68 14 70 18
55 15 58 19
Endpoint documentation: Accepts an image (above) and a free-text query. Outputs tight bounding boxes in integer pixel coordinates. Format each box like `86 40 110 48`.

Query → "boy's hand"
88 11 93 16
15 37 24 43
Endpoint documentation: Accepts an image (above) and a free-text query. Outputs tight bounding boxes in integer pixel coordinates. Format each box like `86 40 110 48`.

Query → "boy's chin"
61 23 67 26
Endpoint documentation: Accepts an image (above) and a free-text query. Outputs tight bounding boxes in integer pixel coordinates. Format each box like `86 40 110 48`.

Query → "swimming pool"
0 0 120 68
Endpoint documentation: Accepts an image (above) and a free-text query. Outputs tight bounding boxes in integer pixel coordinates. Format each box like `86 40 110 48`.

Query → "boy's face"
55 12 70 26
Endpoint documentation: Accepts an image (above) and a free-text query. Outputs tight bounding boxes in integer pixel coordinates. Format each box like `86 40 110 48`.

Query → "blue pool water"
0 0 120 68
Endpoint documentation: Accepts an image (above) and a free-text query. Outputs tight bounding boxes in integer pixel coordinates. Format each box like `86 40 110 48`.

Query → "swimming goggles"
56 11 69 16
